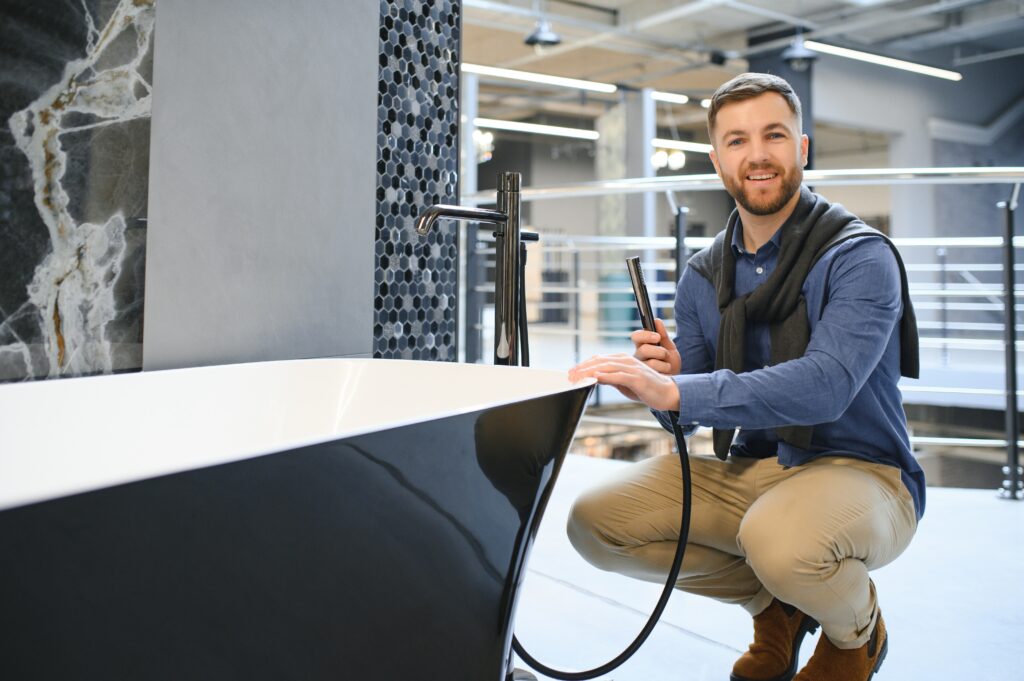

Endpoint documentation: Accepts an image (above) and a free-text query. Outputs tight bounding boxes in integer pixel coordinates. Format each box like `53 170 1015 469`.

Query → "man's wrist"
661 376 680 411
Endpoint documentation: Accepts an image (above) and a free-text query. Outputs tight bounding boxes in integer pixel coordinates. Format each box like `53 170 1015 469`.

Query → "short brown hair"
706 72 802 137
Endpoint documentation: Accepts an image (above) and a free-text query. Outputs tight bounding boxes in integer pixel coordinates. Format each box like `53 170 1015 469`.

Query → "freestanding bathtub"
0 359 595 680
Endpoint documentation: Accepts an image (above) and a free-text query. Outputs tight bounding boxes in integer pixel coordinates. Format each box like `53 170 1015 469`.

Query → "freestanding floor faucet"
415 172 524 366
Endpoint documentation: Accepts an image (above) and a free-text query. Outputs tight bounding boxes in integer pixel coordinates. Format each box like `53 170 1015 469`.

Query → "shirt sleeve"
673 237 902 430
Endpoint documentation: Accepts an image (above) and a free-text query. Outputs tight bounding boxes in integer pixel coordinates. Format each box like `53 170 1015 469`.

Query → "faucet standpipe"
414 172 533 366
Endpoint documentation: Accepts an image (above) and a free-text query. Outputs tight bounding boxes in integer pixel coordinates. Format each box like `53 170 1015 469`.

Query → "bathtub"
0 359 595 680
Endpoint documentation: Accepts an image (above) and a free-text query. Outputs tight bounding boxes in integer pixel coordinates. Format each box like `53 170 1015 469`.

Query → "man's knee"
737 513 825 592
566 488 620 570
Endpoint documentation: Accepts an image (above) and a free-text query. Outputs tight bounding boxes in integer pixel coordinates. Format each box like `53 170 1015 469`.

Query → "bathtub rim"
0 358 596 512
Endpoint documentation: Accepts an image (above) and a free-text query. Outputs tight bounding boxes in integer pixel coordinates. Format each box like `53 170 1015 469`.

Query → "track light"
804 40 962 81
473 118 599 141
651 91 690 105
653 138 712 154
461 63 617 94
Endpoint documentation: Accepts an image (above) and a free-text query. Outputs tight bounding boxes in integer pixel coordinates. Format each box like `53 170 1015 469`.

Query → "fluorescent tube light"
653 137 713 154
461 63 618 93
700 98 712 108
652 91 690 105
804 40 962 81
474 117 600 140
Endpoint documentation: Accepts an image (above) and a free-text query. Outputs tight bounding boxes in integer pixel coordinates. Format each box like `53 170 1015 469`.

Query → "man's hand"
569 354 680 411
631 318 682 376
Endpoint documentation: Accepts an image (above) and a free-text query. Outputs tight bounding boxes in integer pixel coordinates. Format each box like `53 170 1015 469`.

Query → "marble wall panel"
0 0 153 382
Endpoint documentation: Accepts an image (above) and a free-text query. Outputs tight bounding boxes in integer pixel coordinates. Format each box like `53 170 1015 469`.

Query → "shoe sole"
729 615 820 681
868 633 888 679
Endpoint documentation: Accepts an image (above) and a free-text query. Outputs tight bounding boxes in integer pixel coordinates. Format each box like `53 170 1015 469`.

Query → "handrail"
578 416 1024 449
504 233 1024 250
460 172 1024 494
463 167 1024 205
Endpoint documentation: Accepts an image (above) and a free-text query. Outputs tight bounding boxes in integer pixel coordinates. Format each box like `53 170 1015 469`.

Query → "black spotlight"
525 19 561 47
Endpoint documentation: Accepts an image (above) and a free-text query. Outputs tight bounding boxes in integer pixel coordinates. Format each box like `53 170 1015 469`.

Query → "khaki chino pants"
567 453 918 649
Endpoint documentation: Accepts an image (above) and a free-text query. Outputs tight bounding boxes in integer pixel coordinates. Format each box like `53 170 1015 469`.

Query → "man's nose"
748 138 771 163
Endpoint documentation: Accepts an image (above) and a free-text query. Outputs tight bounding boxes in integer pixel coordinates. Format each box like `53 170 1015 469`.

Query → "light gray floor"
512 454 1024 680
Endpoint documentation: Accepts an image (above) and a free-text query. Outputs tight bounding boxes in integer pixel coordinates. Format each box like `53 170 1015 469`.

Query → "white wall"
813 54 1024 241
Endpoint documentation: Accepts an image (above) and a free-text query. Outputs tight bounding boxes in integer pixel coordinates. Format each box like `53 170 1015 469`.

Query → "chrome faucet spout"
414 205 509 236
414 172 525 366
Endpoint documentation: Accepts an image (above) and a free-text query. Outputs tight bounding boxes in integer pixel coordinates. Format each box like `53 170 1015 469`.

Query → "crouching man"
568 73 925 681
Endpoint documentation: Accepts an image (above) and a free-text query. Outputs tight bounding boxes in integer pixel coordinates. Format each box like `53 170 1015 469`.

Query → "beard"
722 162 803 216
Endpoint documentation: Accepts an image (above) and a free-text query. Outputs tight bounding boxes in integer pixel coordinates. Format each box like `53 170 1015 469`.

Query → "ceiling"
462 0 1024 151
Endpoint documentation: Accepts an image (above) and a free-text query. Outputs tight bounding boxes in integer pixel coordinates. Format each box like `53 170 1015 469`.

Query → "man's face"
709 92 809 217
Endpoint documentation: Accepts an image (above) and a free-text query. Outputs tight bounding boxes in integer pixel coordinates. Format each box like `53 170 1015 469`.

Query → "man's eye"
768 132 785 139
728 138 743 146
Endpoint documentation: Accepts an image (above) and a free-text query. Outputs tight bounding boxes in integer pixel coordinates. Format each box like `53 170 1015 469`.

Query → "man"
567 73 924 681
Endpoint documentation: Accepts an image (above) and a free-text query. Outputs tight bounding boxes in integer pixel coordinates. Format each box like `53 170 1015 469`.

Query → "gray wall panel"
144 0 377 370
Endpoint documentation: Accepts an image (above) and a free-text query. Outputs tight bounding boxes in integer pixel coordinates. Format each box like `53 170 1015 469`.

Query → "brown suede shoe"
793 611 888 681
731 599 820 681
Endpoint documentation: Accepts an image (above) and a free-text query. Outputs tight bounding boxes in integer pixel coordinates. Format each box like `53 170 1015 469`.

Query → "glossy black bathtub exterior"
0 384 593 680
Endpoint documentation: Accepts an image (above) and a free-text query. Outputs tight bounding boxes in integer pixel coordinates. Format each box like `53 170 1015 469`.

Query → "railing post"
572 249 581 367
674 206 690 276
937 247 948 366
999 183 1022 500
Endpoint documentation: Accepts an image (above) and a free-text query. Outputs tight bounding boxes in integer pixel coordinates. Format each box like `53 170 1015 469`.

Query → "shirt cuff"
675 373 716 426
650 408 698 436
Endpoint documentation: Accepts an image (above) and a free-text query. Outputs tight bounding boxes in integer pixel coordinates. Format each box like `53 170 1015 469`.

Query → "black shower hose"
513 238 693 679
511 419 692 680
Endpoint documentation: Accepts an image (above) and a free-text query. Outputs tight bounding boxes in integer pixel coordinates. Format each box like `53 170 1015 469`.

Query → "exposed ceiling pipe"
954 44 1024 66
498 0 727 68
463 13 709 69
467 0 1001 91
464 0 616 32
735 0 991 58
886 4 1024 52
464 14 708 71
719 1 820 30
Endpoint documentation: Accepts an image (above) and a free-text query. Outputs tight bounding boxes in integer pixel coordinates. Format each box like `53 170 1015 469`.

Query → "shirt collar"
730 218 784 256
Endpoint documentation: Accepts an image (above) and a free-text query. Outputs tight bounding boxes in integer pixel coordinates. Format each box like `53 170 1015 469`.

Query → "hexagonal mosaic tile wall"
374 0 460 360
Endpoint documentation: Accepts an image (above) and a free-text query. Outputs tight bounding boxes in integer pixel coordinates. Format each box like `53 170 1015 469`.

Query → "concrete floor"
511 454 1024 681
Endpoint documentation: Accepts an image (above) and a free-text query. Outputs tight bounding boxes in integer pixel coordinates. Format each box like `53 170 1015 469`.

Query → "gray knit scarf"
690 186 919 460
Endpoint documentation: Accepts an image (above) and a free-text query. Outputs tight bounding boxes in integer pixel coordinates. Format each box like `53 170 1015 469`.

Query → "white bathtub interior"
0 359 595 511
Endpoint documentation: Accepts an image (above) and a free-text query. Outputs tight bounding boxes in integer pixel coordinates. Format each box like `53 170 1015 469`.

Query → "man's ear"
709 147 722 177
800 133 809 168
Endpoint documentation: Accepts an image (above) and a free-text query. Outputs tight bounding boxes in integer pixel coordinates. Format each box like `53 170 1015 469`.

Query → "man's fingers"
570 354 631 374
643 359 673 374
576 359 639 377
593 370 639 390
636 344 669 362
630 329 661 347
569 354 641 381
654 318 677 350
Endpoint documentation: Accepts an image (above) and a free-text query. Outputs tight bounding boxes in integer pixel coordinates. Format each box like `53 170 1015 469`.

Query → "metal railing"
461 168 1024 499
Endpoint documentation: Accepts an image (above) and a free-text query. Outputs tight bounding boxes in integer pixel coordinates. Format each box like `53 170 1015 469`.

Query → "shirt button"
755 266 764 274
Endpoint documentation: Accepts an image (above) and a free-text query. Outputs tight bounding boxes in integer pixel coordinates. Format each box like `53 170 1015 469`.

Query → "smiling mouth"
746 172 778 181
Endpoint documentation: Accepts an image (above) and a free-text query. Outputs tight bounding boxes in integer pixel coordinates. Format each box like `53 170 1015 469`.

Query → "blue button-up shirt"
662 215 925 520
